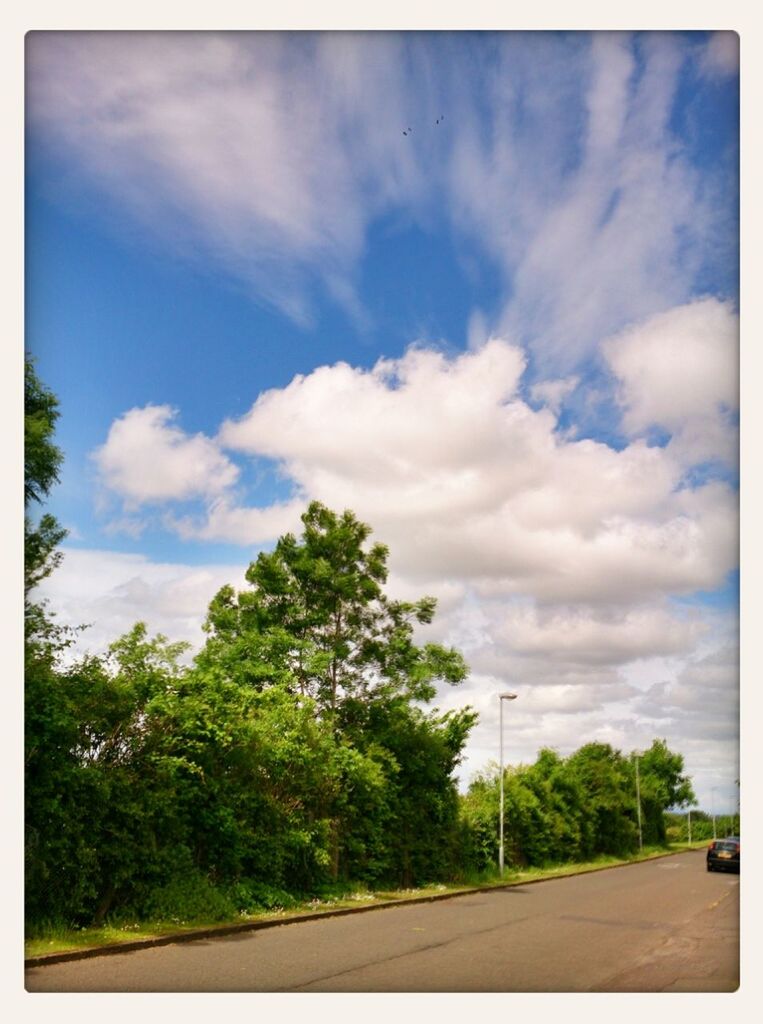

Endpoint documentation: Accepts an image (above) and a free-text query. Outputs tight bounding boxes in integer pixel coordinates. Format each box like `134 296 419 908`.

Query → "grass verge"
25 842 708 960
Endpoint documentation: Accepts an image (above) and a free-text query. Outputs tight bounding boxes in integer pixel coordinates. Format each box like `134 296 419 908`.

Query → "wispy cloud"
697 31 740 80
26 32 736 361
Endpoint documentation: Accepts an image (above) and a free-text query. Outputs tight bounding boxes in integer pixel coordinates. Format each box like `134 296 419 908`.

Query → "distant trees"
460 739 695 873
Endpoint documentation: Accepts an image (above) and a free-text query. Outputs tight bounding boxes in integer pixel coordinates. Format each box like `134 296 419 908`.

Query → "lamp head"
499 692 518 700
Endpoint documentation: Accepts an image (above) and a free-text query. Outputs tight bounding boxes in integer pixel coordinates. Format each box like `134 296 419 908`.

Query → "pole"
634 754 643 852
711 788 717 839
497 693 517 876
688 807 692 845
499 696 504 876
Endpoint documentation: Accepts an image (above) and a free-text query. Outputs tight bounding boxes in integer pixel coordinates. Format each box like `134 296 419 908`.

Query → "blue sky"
26 30 739 809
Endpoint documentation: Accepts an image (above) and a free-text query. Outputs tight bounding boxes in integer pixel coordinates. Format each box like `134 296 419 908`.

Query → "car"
707 837 740 873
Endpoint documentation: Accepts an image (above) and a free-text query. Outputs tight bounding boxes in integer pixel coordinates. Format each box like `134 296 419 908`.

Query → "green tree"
564 742 636 856
26 627 192 926
24 355 67 646
200 502 468 716
199 502 473 880
24 357 78 924
634 739 695 844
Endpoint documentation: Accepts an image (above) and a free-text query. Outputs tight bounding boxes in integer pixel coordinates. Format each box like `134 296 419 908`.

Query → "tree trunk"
90 883 116 928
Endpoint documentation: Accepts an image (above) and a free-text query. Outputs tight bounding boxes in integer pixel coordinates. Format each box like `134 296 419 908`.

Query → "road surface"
26 850 739 992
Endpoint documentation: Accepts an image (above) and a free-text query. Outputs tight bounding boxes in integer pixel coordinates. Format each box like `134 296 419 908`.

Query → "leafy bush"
227 880 300 913
132 871 237 923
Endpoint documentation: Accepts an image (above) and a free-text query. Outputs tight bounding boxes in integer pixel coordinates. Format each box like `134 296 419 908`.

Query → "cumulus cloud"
603 298 739 468
92 404 239 507
635 641 739 728
213 337 736 604
170 496 305 545
28 30 739 811
483 603 704 668
36 548 248 659
78 324 737 801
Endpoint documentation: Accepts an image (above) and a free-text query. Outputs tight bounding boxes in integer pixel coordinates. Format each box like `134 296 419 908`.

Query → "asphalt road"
25 850 739 992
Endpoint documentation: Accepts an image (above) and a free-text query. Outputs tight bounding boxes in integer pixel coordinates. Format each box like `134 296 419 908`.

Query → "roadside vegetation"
26 843 707 959
25 359 707 955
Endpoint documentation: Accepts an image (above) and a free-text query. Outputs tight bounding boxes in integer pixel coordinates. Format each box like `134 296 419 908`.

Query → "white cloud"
27 29 740 812
170 496 305 545
529 377 579 415
213 336 736 605
603 298 739 467
486 603 704 667
697 32 740 80
92 404 239 507
37 547 247 659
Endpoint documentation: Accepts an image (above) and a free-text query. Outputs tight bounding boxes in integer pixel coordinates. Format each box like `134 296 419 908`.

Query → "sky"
25 30 740 813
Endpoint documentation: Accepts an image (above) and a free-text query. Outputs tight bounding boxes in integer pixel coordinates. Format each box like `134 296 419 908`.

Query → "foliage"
25 404 477 927
200 502 467 713
24 356 66 609
459 739 696 873
24 354 63 505
196 501 471 886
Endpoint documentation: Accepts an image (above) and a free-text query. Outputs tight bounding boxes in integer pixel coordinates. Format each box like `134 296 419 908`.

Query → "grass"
25 842 708 960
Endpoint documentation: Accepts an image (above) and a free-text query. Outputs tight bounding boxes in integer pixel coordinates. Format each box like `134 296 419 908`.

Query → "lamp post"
687 806 692 846
711 788 717 839
498 692 518 876
633 752 643 852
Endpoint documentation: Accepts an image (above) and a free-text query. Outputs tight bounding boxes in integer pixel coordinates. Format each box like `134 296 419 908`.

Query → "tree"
199 502 473 880
634 739 695 844
25 354 63 506
565 742 637 856
200 502 468 718
24 356 67 644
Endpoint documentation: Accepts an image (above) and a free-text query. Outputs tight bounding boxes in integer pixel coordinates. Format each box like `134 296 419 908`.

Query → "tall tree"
199 501 472 879
200 502 468 716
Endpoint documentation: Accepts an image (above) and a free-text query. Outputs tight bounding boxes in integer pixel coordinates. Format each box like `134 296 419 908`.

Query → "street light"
498 692 518 876
711 787 717 839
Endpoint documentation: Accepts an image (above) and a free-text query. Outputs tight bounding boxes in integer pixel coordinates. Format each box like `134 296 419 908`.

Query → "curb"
25 847 703 969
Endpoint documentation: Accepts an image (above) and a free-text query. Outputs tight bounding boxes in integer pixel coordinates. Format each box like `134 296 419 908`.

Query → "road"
25 850 739 992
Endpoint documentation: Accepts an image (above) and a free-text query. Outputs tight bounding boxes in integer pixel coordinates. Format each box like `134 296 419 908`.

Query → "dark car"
707 837 740 873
